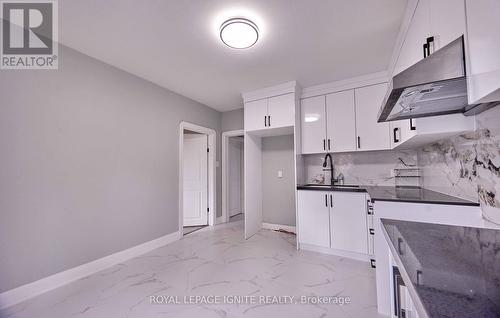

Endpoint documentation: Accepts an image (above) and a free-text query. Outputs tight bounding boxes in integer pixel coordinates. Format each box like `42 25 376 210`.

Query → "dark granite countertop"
296 184 479 206
381 219 500 318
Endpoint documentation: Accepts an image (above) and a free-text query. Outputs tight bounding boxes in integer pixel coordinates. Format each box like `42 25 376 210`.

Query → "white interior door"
183 133 208 226
228 138 243 217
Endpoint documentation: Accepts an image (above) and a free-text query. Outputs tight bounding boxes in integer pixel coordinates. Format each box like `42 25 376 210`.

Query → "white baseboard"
262 222 296 234
299 243 370 262
0 231 180 310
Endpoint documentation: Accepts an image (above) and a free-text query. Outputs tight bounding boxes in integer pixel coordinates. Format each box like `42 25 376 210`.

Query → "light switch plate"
278 170 283 178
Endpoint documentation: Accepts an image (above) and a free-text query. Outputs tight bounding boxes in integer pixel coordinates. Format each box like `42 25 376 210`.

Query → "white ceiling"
59 0 407 112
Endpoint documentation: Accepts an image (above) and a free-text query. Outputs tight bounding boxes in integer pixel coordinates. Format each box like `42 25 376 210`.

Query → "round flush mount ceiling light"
220 18 259 49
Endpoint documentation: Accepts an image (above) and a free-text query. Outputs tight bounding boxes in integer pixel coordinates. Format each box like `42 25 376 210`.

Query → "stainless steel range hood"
378 36 499 122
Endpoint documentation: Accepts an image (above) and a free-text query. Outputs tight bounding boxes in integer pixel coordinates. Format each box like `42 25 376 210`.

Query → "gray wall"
221 108 244 132
262 135 296 226
0 45 221 292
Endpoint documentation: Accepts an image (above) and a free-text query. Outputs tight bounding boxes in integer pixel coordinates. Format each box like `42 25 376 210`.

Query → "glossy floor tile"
0 219 381 318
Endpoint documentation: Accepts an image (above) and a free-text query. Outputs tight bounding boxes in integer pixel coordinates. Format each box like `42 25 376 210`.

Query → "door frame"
179 122 216 235
221 129 244 223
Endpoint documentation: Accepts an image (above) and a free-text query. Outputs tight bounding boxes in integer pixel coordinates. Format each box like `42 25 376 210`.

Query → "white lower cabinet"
330 192 369 254
297 190 330 248
298 190 371 257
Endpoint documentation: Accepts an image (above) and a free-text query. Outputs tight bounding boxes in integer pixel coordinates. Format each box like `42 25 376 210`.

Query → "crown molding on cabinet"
242 81 300 103
300 71 389 99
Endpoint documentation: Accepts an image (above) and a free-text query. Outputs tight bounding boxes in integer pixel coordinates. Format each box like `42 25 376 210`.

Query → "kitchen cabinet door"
244 98 268 132
393 0 431 75
330 192 368 254
390 119 417 149
465 0 500 104
297 190 330 248
301 96 327 154
429 0 465 50
267 93 295 128
326 90 356 153
355 83 391 152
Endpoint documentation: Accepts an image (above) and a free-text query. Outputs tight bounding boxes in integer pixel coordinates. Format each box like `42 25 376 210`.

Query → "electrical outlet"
278 170 283 178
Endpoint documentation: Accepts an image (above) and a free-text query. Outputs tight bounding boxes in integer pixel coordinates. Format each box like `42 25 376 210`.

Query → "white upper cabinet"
327 90 357 153
267 93 295 129
391 113 475 149
465 0 500 104
394 0 465 76
355 83 391 151
301 96 327 154
245 98 268 132
244 93 295 132
394 0 431 75
301 84 390 154
429 0 465 50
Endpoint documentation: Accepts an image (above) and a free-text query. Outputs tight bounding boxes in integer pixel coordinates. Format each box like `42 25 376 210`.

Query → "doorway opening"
179 122 216 236
222 130 245 224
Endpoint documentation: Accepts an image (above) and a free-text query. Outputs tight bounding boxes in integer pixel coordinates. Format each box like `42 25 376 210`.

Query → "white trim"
0 231 180 310
215 216 225 225
242 81 298 103
262 222 296 234
179 122 217 235
300 71 388 99
221 130 244 223
298 243 370 262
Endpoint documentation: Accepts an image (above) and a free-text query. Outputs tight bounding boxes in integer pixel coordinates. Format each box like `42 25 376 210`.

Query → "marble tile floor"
0 219 381 318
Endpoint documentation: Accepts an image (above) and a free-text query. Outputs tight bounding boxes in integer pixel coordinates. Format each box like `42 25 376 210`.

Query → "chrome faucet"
322 153 334 186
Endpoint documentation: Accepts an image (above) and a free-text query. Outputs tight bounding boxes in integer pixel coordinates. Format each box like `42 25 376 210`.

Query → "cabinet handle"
328 139 331 151
410 118 416 131
325 194 328 207
370 259 376 269
357 136 361 149
423 36 434 58
426 36 434 55
369 228 375 235
268 115 271 127
264 116 267 127
416 270 423 286
393 127 400 143
330 194 333 207
323 139 326 151
398 238 404 255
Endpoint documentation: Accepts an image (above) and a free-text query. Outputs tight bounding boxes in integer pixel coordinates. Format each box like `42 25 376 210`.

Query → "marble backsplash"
417 106 500 212
304 150 418 186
